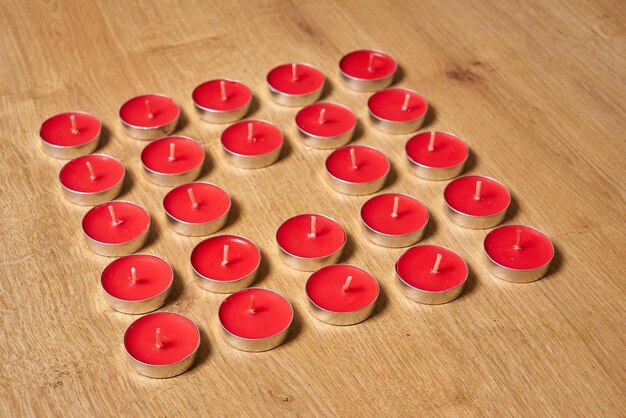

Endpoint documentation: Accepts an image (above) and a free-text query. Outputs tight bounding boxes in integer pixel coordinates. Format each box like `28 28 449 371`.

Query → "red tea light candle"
220 119 283 168
82 200 151 257
119 94 180 140
444 175 511 229
276 214 347 271
218 288 293 352
484 225 554 283
101 254 173 314
190 235 261 293
59 154 125 205
163 182 230 236
266 63 325 107
192 79 252 123
295 102 357 149
325 145 390 195
360 193 429 248
395 245 469 304
339 49 397 92
39 111 101 159
405 131 469 180
305 264 379 326
124 312 200 378
368 88 428 134
140 136 205 186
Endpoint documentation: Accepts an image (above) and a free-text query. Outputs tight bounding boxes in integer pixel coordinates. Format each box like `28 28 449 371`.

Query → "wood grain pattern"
1 0 625 416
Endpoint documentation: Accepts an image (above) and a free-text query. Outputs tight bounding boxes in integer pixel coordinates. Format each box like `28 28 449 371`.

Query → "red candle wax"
339 50 397 81
39 111 101 147
325 145 390 184
219 288 293 339
124 312 200 365
484 225 554 270
368 88 428 122
396 245 468 292
295 102 356 138
267 63 325 96
191 235 260 282
276 214 346 259
141 136 204 175
82 201 150 244
163 182 230 224
101 254 173 301
406 131 469 169
192 79 252 112
361 193 429 236
221 119 283 156
306 265 378 313
59 154 124 193
119 94 180 128
444 175 511 217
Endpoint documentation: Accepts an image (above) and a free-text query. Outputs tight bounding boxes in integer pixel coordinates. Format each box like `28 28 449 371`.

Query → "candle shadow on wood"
462 149 478 173
192 327 211 370
422 105 438 129
277 135 293 162
280 305 303 348
252 249 270 287
118 169 135 199
226 198 241 228
504 196 520 223
383 162 400 189
371 281 389 318
198 149 214 179
422 212 438 240
350 120 365 143
320 78 333 101
338 231 356 262
544 246 563 279
165 265 186 306
458 266 478 299
393 65 406 85
176 109 190 131
144 214 161 248
246 95 261 118
97 125 112 150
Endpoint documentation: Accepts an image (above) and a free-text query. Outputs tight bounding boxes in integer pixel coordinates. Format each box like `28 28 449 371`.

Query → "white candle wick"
155 328 163 349
391 196 400 218
187 188 199 209
401 93 411 112
168 142 175 162
145 99 154 119
292 63 298 81
307 215 317 239
248 294 256 315
350 148 358 170
342 275 353 293
86 161 96 181
69 114 79 135
428 131 436 152
220 80 227 101
130 267 138 285
319 108 326 125
513 228 522 250
221 244 229 266
431 254 443 274
367 53 375 73
108 205 120 226
474 181 482 201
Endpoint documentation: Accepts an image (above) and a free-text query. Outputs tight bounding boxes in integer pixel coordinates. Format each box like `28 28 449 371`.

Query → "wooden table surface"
2 0 625 416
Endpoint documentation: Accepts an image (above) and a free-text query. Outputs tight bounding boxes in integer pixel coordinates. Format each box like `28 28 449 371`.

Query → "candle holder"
39 111 102 159
119 93 180 140
192 79 252 124
325 145 390 196
339 49 397 92
220 119 284 169
124 312 201 378
406 131 469 180
267 63 325 107
141 136 205 187
59 154 125 206
101 254 173 314
368 88 428 134
295 102 357 149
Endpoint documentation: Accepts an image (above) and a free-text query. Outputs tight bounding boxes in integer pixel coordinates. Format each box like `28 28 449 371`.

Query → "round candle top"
219 288 293 339
163 182 230 224
124 312 200 365
119 94 180 128
267 63 325 95
368 88 428 122
325 145 390 184
101 254 173 301
295 102 356 138
59 154 124 193
444 175 511 217
484 225 554 270
82 201 150 244
191 235 260 282
276 214 346 259
39 111 101 147
141 136 205 175
339 49 397 81
406 131 469 168
361 193 429 236
306 264 379 313
192 79 252 112
221 120 283 156
396 245 468 292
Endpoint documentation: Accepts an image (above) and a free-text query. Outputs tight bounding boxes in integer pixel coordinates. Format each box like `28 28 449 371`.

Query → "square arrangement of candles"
39 48 555 378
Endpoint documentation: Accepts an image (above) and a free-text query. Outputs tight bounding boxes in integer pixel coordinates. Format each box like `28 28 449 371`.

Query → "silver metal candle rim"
220 119 284 168
367 88 428 134
295 101 357 141
58 153 125 206
443 174 511 229
218 287 294 352
338 49 398 92
163 181 231 237
100 253 174 314
394 244 469 304
119 93 180 140
192 78 252 124
483 224 555 283
190 234 261 293
82 200 151 257
266 62 325 107
276 214 348 272
360 192 429 248
123 312 201 378
405 130 470 181
324 144 390 195
39 110 102 159
305 264 380 326
140 135 205 186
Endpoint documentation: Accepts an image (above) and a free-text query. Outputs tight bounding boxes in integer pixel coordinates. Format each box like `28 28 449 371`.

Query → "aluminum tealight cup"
120 94 180 140
59 154 125 206
39 111 102 159
339 50 397 92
